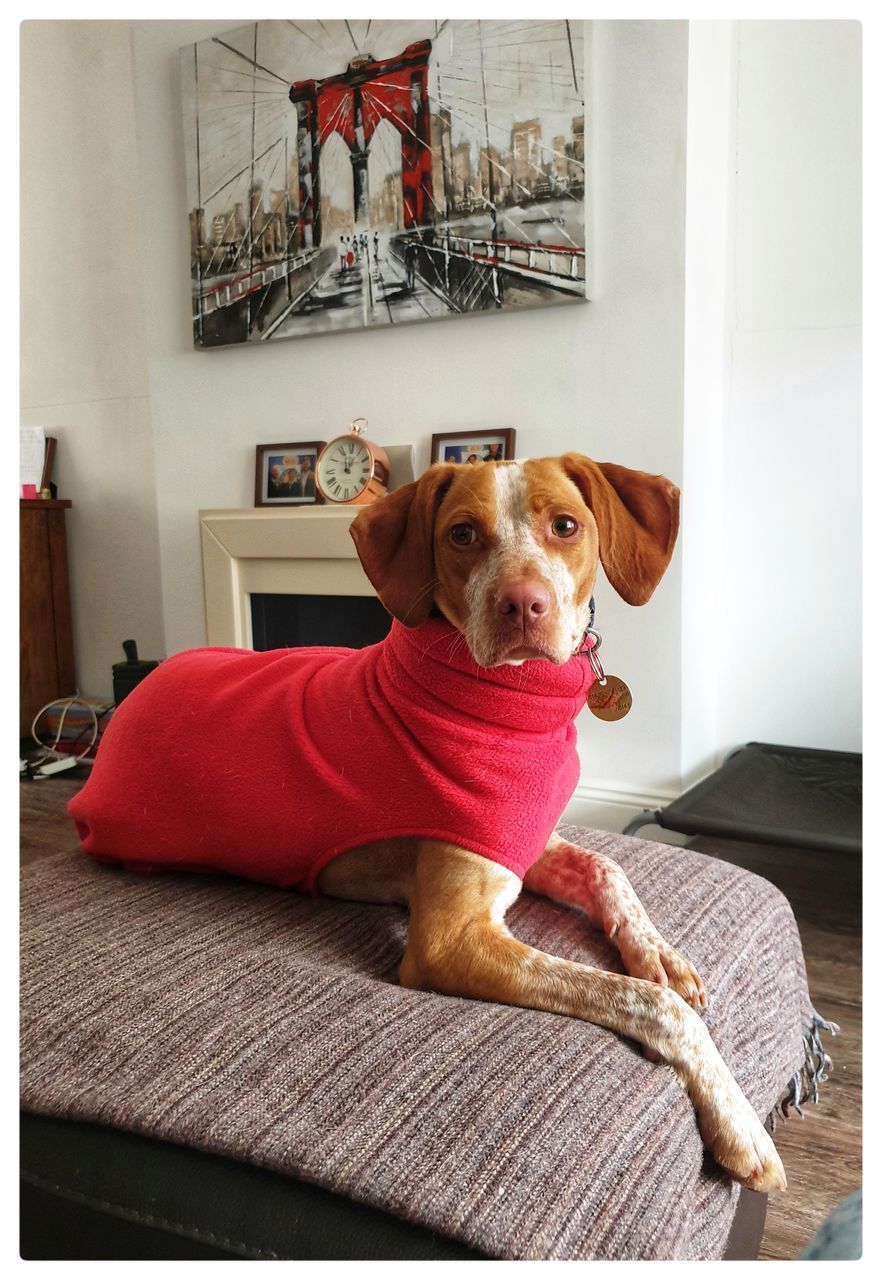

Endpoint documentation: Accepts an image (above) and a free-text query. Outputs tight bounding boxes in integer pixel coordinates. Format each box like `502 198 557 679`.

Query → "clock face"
317 437 373 502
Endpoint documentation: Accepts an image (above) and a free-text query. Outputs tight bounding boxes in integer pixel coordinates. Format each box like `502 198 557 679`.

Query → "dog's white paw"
699 1101 786 1192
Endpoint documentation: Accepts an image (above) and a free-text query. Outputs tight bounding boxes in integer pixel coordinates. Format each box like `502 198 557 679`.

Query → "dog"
70 452 785 1193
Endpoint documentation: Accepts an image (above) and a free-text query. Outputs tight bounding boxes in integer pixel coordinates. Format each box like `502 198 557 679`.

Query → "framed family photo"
254 442 326 507
430 429 517 466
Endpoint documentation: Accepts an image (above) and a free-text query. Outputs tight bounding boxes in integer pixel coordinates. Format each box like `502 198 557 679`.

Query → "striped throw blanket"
20 825 825 1260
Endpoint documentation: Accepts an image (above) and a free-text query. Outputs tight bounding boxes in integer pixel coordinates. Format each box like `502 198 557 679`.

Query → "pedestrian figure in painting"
404 240 417 290
373 231 380 259
339 237 346 270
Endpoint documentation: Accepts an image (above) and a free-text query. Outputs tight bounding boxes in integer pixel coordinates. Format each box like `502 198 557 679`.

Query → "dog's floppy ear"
349 464 457 626
561 453 680 605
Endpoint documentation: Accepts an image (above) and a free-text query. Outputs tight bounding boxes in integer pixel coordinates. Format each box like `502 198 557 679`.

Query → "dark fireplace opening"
251 593 392 652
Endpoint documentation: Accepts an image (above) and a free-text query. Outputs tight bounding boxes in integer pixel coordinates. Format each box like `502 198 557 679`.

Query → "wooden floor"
20 773 861 1261
691 834 862 1260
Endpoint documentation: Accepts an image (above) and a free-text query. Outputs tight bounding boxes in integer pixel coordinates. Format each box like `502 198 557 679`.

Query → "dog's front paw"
699 1101 787 1192
616 927 707 1010
654 937 707 1010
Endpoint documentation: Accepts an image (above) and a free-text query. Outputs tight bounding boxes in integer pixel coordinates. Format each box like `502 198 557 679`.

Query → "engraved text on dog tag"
587 675 633 721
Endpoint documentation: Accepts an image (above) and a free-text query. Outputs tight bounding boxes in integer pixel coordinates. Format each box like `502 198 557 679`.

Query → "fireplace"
199 506 386 650
251 592 391 651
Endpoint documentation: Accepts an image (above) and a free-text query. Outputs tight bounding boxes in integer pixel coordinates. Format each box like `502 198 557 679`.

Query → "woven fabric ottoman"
20 825 829 1260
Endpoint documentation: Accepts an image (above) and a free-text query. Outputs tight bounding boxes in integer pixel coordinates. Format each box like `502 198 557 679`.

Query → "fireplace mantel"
200 506 372 648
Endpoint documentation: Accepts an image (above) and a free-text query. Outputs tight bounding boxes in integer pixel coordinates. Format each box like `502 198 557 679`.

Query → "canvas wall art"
180 19 586 347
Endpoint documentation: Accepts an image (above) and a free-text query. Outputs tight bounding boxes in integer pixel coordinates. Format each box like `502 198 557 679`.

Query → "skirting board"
562 783 687 845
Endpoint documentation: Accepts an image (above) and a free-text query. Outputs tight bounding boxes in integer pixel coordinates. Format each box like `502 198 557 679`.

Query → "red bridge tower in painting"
289 39 434 250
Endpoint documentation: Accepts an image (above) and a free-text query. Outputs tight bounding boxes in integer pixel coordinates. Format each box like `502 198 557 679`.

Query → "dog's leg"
401 843 784 1193
524 832 706 1010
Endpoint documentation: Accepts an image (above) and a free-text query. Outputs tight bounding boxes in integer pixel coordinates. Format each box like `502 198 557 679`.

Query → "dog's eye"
449 523 477 546
552 516 578 538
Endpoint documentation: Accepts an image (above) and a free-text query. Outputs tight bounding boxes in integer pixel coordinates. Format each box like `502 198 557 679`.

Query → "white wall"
20 20 165 697
717 20 862 755
678 18 862 789
680 20 736 787
128 18 690 800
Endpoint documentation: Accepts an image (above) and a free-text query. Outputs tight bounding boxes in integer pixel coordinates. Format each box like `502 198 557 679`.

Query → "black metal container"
112 640 159 706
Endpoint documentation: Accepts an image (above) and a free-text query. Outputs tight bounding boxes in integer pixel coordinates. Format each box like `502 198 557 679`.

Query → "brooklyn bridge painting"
180 19 586 347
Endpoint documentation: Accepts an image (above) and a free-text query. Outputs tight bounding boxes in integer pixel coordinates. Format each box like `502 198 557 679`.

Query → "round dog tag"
587 675 633 721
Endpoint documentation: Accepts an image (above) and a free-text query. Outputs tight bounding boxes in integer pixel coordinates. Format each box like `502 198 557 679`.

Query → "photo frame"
40 437 57 493
254 442 326 507
430 429 517 467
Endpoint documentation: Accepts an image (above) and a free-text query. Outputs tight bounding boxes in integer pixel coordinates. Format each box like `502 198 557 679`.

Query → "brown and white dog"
326 451 786 1194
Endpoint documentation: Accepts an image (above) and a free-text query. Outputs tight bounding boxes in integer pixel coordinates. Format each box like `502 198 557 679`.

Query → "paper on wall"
20 426 45 492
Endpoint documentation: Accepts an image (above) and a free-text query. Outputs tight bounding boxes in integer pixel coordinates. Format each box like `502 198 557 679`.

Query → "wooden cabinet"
20 500 75 737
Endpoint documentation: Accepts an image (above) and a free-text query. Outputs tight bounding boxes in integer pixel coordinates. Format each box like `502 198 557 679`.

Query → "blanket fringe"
772 1012 839 1127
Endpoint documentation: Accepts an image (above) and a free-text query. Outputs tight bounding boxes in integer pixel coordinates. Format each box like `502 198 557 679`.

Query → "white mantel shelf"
199 506 372 649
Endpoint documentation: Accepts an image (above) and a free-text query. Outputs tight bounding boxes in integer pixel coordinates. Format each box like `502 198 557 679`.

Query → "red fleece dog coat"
69 618 595 892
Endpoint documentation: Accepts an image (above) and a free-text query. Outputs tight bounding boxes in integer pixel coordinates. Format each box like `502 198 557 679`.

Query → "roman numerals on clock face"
319 438 372 501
